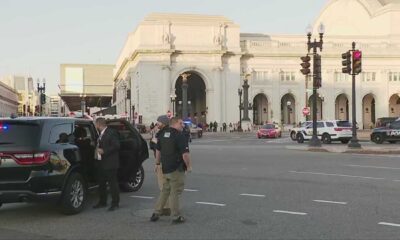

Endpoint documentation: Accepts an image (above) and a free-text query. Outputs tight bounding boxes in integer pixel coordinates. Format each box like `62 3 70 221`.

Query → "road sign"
302 107 310 116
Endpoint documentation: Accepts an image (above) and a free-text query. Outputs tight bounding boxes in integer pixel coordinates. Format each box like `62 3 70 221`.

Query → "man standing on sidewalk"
150 117 192 224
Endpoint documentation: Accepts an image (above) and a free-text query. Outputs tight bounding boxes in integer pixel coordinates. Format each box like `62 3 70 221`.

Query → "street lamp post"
180 73 191 119
170 93 177 117
242 78 251 121
238 88 243 132
287 101 292 124
306 23 324 147
37 78 46 116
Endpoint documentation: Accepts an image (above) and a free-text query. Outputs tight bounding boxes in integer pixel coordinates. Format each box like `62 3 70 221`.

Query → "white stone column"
212 69 222 123
162 65 171 113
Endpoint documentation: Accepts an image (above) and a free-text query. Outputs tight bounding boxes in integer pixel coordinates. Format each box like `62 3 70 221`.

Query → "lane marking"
130 195 154 199
313 200 347 205
184 188 199 192
240 193 266 198
378 222 400 227
289 170 385 180
196 202 226 207
273 210 307 216
346 164 400 170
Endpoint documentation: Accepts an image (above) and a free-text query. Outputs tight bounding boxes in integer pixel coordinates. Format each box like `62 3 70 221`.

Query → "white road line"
184 188 199 192
346 164 400 170
289 170 385 180
313 200 347 205
130 195 154 199
196 202 226 207
240 193 266 197
273 210 307 216
378 222 400 227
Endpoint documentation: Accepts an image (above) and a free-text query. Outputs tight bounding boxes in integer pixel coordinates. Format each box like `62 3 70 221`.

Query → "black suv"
371 119 400 144
0 117 148 214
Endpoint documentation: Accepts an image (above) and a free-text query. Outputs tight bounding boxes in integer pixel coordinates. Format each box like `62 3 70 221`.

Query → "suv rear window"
0 121 40 146
336 121 351 127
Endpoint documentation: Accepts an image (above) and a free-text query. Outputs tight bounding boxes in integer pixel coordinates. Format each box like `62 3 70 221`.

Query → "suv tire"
296 133 304 143
290 131 296 140
372 134 384 144
340 139 350 144
198 131 203 138
60 172 87 215
121 165 144 192
322 133 332 144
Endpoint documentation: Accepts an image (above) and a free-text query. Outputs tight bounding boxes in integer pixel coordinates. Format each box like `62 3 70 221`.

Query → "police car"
296 120 352 144
370 119 400 144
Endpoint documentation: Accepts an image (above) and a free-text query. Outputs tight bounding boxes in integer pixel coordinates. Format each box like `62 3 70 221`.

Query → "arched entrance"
335 94 349 120
389 94 400 118
308 94 323 121
281 94 296 124
253 94 268 125
174 72 206 124
362 94 376 129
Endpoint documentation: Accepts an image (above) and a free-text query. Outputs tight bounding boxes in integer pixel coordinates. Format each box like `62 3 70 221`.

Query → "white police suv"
296 120 352 144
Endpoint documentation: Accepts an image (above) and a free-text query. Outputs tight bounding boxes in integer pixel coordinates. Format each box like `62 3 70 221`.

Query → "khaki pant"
156 164 169 208
155 170 185 217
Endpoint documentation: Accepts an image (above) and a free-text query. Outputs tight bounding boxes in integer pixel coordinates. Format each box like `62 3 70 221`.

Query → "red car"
257 124 282 139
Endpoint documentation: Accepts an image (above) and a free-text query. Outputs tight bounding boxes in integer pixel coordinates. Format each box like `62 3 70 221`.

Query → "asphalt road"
2 132 400 239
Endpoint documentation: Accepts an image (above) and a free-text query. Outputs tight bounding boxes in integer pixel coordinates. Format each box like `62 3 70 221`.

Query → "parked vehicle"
375 117 398 128
371 119 400 144
257 124 282 139
183 121 203 139
0 117 148 214
290 121 312 140
296 120 352 144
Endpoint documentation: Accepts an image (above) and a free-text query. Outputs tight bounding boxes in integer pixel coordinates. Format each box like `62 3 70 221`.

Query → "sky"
0 0 328 95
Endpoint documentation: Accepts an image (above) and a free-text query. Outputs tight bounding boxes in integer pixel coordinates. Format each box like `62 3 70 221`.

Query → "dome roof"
312 0 400 36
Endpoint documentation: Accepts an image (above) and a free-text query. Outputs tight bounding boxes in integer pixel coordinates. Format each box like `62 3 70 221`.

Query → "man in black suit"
93 117 121 211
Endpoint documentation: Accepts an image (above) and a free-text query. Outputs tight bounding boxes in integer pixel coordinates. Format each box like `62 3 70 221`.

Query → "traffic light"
341 51 352 74
40 93 46 105
314 54 322 88
300 55 311 75
352 50 362 75
126 89 131 100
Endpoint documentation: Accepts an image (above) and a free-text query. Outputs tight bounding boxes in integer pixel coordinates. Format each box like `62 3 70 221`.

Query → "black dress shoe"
93 203 107 209
150 213 160 222
108 205 119 211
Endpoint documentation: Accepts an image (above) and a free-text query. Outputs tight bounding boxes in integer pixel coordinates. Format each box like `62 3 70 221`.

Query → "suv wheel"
60 172 87 215
198 131 203 138
372 134 384 144
290 131 296 140
121 166 145 192
340 139 350 144
296 133 304 143
322 133 332 144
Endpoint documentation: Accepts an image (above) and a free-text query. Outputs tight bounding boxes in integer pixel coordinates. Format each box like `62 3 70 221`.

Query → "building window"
389 72 400 82
280 72 295 82
362 72 376 82
334 72 349 82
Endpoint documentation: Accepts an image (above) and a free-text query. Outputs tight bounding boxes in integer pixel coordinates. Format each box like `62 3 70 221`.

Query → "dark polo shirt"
156 127 189 174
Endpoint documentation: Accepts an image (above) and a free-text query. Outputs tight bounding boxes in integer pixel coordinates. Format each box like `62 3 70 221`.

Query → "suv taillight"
12 152 50 165
334 128 343 131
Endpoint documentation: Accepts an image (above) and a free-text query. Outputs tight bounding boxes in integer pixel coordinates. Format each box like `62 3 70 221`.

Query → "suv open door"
105 119 149 192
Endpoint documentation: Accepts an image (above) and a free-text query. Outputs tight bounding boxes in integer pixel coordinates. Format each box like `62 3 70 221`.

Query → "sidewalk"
287 144 400 155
